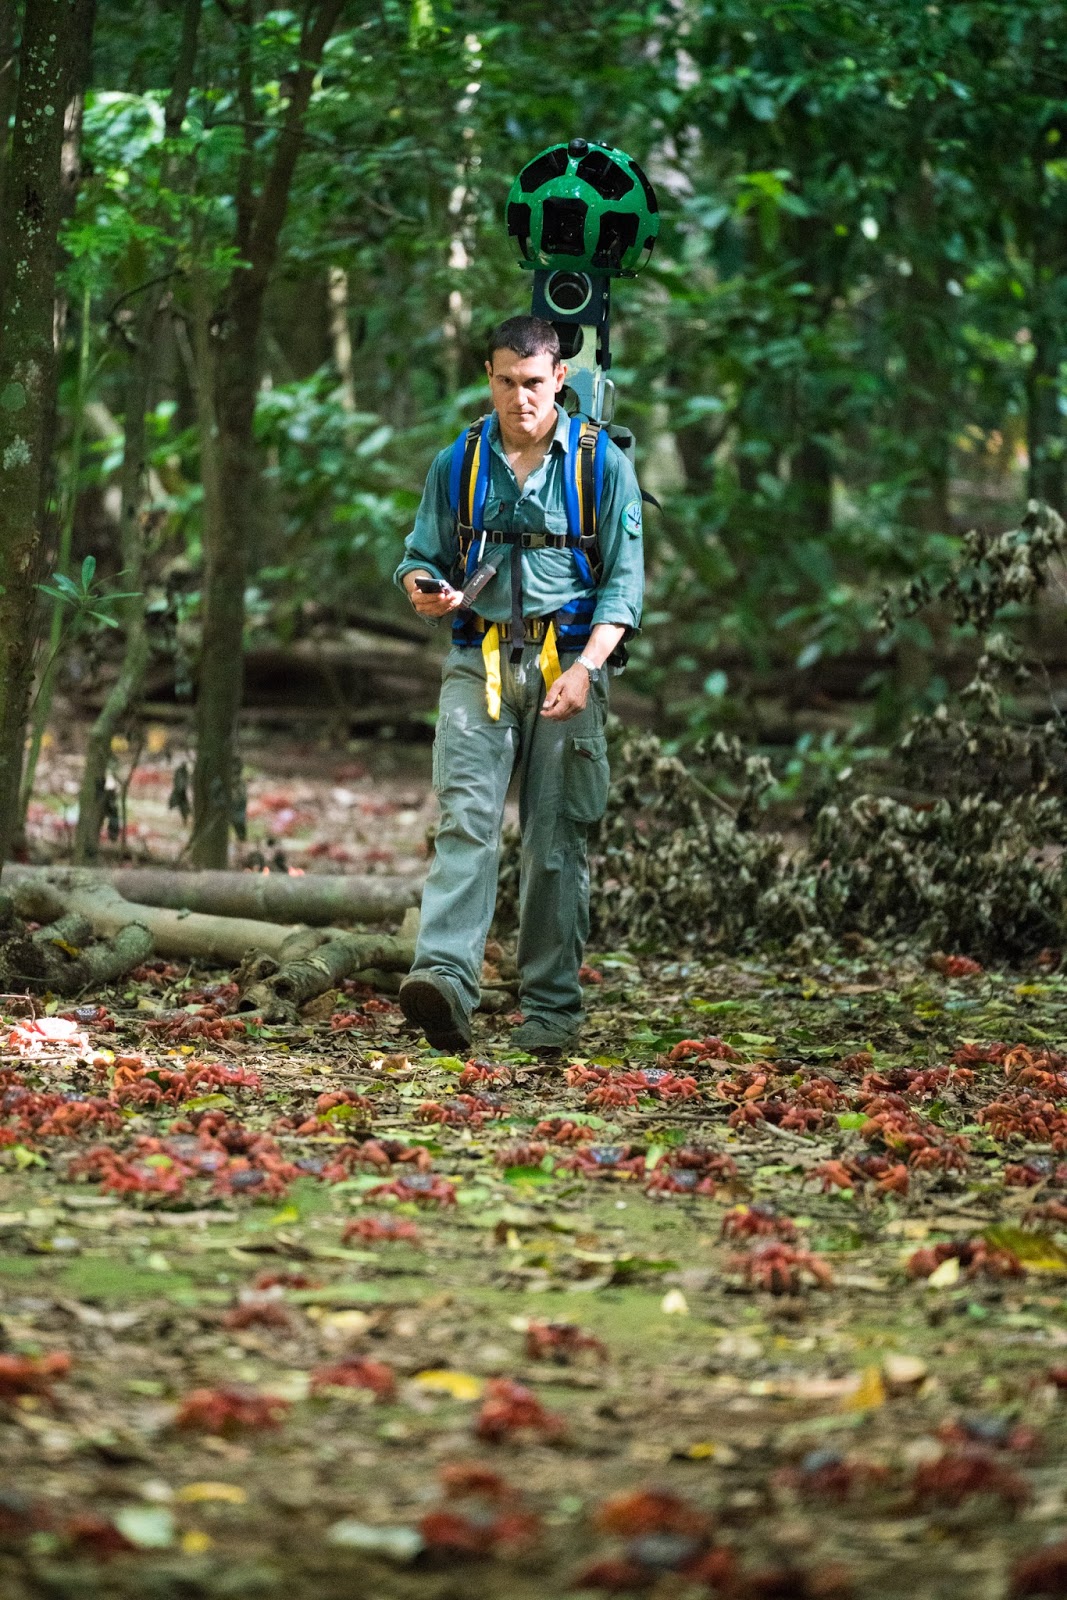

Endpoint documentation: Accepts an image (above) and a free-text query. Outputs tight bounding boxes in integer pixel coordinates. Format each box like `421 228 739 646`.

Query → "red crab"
68 1147 189 1199
578 1491 735 1594
221 1295 294 1332
534 1118 596 1144
343 1214 421 1245
645 1147 739 1197
252 1270 316 1290
937 1415 1040 1455
310 1356 396 1401
458 1061 509 1088
0 1352 70 1401
981 1092 1067 1150
474 1378 566 1444
1010 1541 1067 1598
595 1490 711 1539
906 1237 1024 1281
63 1513 134 1560
557 1143 646 1179
929 953 983 978
174 1384 289 1433
666 1036 741 1064
495 1141 550 1168
732 1243 833 1293
417 1093 507 1128
525 1319 608 1364
143 1011 248 1043
774 1448 887 1502
212 1153 301 1199
721 1205 798 1242
912 1448 1029 1509
583 1080 640 1111
367 1173 456 1206
276 1089 375 1134
420 1463 540 1555
349 1137 433 1172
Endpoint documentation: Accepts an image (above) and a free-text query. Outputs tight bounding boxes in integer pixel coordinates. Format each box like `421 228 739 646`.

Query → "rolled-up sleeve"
393 447 457 591
591 447 645 633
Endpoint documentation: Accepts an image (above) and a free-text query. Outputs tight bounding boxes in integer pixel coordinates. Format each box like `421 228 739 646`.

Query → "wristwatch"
576 654 604 682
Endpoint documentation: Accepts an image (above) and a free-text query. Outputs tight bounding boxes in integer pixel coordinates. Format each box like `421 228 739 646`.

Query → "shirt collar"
489 402 571 457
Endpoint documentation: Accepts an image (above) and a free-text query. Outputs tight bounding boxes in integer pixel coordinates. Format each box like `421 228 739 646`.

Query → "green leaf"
984 1226 1067 1274
80 554 97 589
114 1505 175 1549
836 1112 869 1130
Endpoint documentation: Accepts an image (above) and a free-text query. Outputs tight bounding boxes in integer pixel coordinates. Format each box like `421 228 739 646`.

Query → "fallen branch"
4 865 420 926
0 913 152 996
238 908 420 1020
10 868 323 966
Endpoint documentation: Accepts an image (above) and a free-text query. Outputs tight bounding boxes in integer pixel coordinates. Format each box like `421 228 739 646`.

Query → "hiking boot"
398 971 471 1054
509 1015 580 1059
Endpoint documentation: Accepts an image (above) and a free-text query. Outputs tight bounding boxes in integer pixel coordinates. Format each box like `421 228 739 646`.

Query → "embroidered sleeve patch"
622 500 643 538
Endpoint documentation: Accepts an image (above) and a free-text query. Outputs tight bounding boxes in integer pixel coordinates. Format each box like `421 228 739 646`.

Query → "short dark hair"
486 315 561 367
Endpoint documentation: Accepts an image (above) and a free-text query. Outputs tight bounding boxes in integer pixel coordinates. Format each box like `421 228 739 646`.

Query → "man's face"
485 348 566 440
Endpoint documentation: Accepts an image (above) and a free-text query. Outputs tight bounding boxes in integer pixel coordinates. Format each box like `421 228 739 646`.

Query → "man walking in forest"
394 316 644 1057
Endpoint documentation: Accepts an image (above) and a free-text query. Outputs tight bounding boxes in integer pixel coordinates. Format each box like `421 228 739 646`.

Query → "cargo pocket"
431 713 450 793
562 732 610 824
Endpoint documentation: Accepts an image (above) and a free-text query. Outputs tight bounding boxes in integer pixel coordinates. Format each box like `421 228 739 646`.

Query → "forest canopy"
0 0 1065 863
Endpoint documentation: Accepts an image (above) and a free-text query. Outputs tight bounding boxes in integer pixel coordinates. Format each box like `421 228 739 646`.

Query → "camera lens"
545 270 593 315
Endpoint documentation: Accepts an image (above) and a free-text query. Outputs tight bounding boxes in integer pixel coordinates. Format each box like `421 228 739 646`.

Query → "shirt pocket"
562 732 610 824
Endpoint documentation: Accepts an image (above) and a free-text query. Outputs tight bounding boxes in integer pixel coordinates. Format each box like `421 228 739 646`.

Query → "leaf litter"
0 923 1064 1595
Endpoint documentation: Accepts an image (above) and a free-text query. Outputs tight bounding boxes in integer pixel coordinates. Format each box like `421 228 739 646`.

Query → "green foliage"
498 502 1067 960
54 1 1067 735
37 555 139 632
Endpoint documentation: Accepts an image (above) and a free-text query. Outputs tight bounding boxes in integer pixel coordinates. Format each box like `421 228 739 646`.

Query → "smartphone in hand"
414 577 448 594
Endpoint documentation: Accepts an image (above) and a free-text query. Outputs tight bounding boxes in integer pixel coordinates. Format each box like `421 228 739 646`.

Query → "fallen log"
9 869 421 1003
4 865 421 926
237 908 420 1020
10 869 323 966
0 912 152 996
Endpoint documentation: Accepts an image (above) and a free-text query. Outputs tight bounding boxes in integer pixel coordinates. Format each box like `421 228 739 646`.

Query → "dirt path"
0 944 1062 1598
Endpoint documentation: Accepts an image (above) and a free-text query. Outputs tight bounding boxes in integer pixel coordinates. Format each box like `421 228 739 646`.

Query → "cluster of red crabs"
0 1019 1062 1287
2 1344 1066 1594
0 1005 1066 1587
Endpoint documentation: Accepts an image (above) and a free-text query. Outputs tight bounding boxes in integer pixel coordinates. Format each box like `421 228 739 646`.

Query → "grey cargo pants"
410 642 610 1030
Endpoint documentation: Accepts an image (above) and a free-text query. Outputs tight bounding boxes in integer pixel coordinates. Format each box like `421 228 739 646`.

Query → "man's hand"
541 663 591 721
404 571 465 620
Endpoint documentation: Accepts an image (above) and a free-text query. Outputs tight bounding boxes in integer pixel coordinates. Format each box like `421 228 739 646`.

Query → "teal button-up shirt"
394 404 644 633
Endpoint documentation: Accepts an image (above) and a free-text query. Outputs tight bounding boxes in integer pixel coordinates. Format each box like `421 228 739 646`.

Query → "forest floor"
0 735 1065 1599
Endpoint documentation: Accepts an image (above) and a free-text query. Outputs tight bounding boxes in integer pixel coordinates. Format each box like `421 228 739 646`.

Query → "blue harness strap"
447 414 609 654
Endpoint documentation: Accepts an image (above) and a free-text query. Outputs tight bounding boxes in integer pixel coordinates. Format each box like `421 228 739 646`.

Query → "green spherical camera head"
506 138 659 275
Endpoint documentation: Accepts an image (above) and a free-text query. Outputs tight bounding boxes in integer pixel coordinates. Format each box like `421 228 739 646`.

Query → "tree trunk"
1025 207 1066 514
192 0 343 867
790 436 834 540
73 293 155 859
74 0 202 860
895 161 952 537
0 0 19 223
0 0 92 868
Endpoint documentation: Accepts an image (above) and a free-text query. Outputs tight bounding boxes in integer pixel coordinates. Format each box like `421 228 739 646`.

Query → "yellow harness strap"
481 624 502 720
538 621 562 695
480 620 561 720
